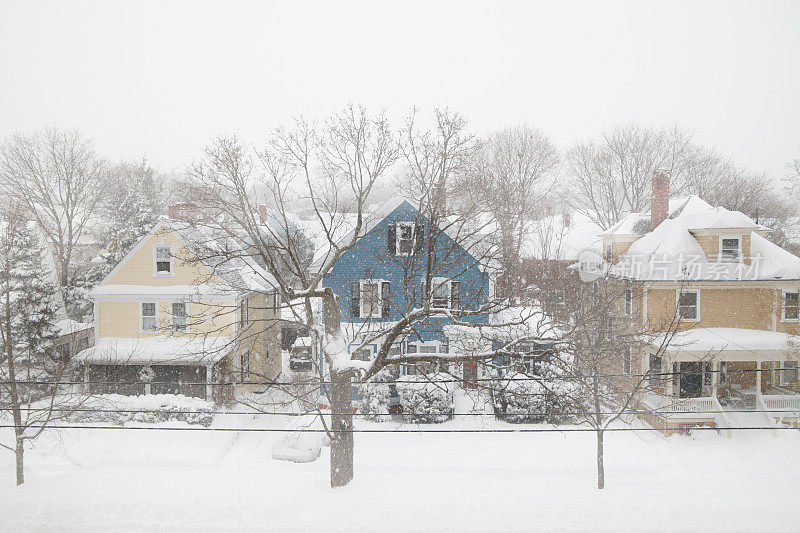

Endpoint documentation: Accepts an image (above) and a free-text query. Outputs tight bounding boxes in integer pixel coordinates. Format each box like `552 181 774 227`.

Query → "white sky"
1 0 798 177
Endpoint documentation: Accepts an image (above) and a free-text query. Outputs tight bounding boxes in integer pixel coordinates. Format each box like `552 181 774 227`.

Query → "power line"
1 407 798 417
0 424 794 433
0 364 794 386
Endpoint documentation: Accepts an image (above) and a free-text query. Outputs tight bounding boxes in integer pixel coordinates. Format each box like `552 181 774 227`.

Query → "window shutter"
415 223 424 253
388 224 396 256
351 282 360 318
381 281 391 318
450 281 460 310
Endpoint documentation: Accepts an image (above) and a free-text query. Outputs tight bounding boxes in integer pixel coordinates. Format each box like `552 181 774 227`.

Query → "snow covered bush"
490 372 584 424
358 366 400 422
396 373 454 423
66 394 215 426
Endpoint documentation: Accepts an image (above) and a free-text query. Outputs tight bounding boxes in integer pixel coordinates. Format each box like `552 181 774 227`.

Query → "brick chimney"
258 204 269 224
651 172 670 230
168 203 199 222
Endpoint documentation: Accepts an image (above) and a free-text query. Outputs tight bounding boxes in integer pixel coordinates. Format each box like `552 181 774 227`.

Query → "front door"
679 362 703 398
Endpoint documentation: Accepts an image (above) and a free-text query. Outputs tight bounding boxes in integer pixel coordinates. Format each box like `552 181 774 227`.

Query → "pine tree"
0 206 62 485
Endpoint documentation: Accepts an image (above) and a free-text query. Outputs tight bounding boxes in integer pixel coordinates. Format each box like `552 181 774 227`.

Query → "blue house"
320 197 492 372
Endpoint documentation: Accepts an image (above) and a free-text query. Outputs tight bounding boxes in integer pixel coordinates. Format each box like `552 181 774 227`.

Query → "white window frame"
395 222 416 256
782 290 799 322
153 244 174 277
170 301 188 332
140 302 158 333
718 236 742 262
676 290 700 322
359 279 387 318
426 277 453 310
780 361 799 386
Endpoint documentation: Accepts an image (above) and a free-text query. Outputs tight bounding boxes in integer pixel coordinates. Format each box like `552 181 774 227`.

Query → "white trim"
781 289 800 322
153 243 175 277
139 301 159 333
676 289 700 322
718 235 743 263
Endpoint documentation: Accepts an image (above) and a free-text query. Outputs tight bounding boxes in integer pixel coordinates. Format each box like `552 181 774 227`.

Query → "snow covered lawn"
1 414 799 531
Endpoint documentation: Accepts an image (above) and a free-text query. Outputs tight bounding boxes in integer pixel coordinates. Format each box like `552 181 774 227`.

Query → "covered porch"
641 328 800 431
73 336 234 400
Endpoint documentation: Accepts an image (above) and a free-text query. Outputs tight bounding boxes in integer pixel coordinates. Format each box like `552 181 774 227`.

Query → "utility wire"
1 364 794 386
0 424 793 433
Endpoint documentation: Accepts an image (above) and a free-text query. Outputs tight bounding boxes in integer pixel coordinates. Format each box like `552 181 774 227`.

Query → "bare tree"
184 105 398 487
457 124 559 298
566 123 707 229
0 127 107 314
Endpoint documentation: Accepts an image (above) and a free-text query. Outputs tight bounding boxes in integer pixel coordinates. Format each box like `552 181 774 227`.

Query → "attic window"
720 238 740 262
155 245 173 275
396 222 415 255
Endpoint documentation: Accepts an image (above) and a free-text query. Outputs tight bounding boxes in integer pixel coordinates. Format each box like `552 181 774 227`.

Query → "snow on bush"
358 366 399 422
490 372 584 424
66 394 215 426
396 373 454 424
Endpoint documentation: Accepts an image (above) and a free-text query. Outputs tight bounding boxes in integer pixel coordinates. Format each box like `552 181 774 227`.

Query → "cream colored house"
599 175 800 432
74 218 281 401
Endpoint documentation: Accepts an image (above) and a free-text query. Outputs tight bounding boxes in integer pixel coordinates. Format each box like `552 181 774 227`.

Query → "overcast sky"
1 0 798 178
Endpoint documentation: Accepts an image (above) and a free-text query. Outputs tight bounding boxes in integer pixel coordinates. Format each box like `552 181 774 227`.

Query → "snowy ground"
0 410 799 531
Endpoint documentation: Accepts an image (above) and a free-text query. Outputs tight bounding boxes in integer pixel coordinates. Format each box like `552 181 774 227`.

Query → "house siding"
323 201 489 347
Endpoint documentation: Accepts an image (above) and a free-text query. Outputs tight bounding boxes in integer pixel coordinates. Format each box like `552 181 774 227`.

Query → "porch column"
710 361 719 398
755 360 762 395
665 357 674 397
206 365 213 400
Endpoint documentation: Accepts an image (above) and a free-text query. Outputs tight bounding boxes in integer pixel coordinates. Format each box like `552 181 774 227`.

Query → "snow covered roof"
644 328 800 356
73 336 233 366
169 220 278 293
521 212 603 261
602 195 769 237
609 227 800 281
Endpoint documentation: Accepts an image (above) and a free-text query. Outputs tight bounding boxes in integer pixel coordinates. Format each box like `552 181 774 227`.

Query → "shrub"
491 373 583 424
396 372 454 423
65 394 215 426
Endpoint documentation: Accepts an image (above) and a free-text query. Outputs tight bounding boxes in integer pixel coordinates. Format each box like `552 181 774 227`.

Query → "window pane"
142 303 156 316
142 317 157 331
721 238 739 260
172 303 187 330
361 283 379 316
432 279 449 307
419 345 437 354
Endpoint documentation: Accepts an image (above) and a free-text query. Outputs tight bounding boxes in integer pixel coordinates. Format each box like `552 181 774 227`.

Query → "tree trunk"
322 287 354 488
15 438 24 486
330 369 354 488
596 429 604 490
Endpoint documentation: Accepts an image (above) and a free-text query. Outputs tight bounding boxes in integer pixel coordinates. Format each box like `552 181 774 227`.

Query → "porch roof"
73 336 233 366
643 328 800 360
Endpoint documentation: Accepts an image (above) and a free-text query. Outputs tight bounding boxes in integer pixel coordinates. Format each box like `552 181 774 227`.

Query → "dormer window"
155 245 173 275
720 237 741 262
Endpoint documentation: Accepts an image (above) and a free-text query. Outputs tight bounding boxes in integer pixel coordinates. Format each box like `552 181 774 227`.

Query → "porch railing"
660 396 714 414
761 394 800 414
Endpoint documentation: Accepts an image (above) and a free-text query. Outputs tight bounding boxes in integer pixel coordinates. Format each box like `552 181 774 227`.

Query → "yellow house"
600 174 800 432
74 218 282 401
